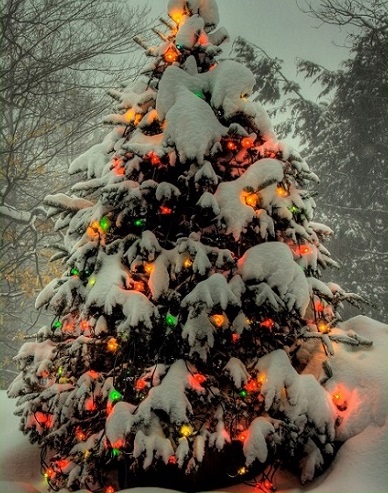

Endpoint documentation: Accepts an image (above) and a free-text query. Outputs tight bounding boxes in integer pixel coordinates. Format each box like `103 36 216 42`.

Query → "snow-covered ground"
1 316 386 493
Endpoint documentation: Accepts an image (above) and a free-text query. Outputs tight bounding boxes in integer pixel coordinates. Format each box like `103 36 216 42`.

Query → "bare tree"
0 0 152 386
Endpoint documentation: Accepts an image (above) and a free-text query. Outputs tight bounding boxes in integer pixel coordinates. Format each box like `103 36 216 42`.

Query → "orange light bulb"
107 337 119 352
300 245 312 255
164 47 179 64
211 314 225 328
237 431 247 442
133 281 145 292
226 140 238 151
183 258 192 268
257 373 267 385
80 320 89 332
241 190 258 207
148 152 161 165
276 186 289 197
144 263 154 274
241 137 254 149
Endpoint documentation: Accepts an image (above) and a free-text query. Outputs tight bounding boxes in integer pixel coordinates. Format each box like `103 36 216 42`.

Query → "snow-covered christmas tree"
8 1 373 492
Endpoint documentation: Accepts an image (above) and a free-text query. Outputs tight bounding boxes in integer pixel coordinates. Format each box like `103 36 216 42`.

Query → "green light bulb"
239 389 248 398
53 321 62 329
99 216 111 233
112 448 121 457
289 205 300 214
193 90 205 99
134 218 146 228
109 389 123 402
165 314 178 328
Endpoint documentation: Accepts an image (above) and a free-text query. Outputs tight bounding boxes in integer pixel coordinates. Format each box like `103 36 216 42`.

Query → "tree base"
118 441 267 492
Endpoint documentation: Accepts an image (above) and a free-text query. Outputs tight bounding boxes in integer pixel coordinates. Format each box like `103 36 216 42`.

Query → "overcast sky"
140 0 350 78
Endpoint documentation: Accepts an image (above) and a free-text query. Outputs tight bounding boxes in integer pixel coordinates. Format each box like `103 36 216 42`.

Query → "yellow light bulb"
170 9 183 24
179 424 193 437
183 258 192 268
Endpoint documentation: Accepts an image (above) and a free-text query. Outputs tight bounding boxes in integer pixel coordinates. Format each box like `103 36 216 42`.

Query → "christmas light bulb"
245 380 258 392
109 389 122 402
317 321 329 333
160 205 173 215
148 152 161 165
332 392 341 402
183 258 192 268
179 424 193 437
237 466 247 475
105 487 115 493
164 46 179 63
257 373 267 385
237 431 247 441
226 140 238 151
53 320 62 329
193 90 206 99
85 398 96 411
144 262 154 274
133 281 145 292
314 300 325 312
134 113 142 125
276 185 289 197
300 245 312 255
232 333 240 343
263 479 274 490
193 373 206 384
239 389 248 398
70 268 80 276
165 313 178 328
44 468 55 480
107 337 119 352
170 9 183 24
124 108 135 122
135 378 147 391
134 218 146 228
289 205 300 214
241 190 258 208
260 318 274 329
211 314 225 327
87 220 101 238
241 137 254 149
76 429 86 441
99 216 111 233
88 276 96 287
111 448 121 457
197 32 208 45
80 320 89 332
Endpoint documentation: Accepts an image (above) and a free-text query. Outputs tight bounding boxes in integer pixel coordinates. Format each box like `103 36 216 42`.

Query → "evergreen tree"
232 0 387 319
8 1 372 491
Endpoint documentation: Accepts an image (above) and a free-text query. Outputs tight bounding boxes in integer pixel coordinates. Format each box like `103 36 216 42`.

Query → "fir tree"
8 1 372 492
